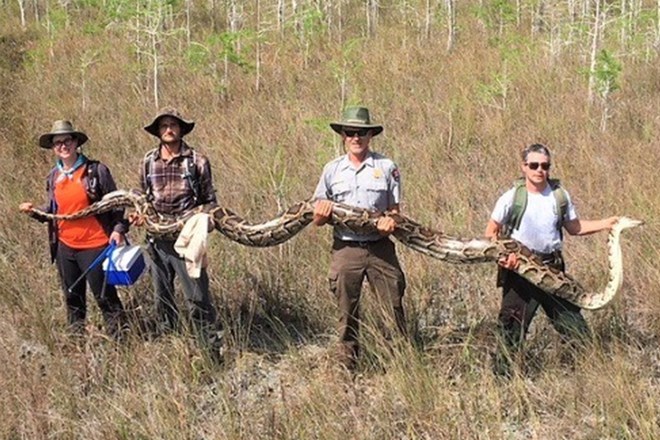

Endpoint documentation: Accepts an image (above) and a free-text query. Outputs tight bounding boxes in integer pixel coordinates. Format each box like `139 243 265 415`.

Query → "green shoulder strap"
548 179 568 232
506 178 568 235
507 178 527 233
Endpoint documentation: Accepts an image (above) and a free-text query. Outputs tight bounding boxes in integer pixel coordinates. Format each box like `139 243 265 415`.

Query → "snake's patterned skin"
28 189 642 310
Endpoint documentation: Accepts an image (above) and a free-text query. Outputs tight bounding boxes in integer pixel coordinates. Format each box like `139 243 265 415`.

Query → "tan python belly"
28 189 642 310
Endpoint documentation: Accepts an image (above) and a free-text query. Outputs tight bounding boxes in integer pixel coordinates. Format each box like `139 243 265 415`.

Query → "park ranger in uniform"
313 106 407 371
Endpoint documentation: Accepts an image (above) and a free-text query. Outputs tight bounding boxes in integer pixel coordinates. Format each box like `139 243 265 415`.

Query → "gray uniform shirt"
313 151 401 242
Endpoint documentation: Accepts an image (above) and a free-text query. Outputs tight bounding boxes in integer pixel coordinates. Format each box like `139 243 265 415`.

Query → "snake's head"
616 217 644 231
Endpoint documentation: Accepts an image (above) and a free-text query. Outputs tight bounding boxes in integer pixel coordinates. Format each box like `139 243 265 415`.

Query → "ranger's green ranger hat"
330 106 383 137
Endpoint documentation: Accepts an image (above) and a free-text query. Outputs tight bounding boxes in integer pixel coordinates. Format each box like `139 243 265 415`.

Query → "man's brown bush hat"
144 107 195 137
330 106 383 136
38 120 89 149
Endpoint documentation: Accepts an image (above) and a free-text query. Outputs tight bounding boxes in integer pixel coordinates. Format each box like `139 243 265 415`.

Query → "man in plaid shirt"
138 107 222 362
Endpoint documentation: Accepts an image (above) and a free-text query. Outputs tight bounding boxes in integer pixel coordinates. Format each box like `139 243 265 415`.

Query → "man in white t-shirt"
485 144 617 374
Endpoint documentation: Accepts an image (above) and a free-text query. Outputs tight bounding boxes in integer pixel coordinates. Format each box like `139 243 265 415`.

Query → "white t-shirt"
490 184 578 254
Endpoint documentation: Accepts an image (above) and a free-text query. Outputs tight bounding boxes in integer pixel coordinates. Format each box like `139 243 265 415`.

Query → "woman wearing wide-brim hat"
19 120 128 339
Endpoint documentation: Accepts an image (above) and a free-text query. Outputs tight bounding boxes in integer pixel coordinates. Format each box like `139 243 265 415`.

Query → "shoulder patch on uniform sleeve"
391 167 400 182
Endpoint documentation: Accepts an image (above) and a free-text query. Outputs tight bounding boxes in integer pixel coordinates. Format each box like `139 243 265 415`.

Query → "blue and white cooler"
102 245 146 286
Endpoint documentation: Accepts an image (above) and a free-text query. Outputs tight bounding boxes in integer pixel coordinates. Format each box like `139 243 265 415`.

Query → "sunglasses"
52 137 75 148
526 162 551 171
343 128 370 138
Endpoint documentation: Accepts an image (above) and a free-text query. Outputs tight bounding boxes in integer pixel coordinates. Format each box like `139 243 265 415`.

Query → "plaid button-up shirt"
139 142 217 216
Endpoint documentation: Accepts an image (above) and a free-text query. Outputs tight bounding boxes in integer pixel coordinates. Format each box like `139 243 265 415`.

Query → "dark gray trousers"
56 242 126 338
497 255 590 352
147 238 219 347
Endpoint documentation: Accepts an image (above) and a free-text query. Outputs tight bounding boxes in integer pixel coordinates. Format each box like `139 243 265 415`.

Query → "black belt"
533 250 563 264
334 238 385 248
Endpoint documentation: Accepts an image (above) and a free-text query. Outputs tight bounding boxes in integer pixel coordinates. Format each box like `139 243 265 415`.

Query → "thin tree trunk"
446 0 455 52
292 0 299 35
587 0 602 104
277 0 284 36
208 0 218 32
424 0 432 40
135 1 142 65
366 0 371 37
33 0 39 24
324 0 332 41
222 0 232 98
255 0 261 92
229 0 240 48
80 52 97 113
581 0 589 21
185 0 191 46
338 0 343 44
619 0 635 51
657 0 660 48
367 0 378 37
17 0 26 28
152 30 159 108
599 94 610 132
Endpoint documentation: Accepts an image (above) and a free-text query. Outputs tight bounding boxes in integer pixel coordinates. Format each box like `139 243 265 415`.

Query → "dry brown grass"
1 1 659 439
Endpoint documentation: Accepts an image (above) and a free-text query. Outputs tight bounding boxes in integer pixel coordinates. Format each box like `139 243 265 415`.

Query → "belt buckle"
539 251 558 265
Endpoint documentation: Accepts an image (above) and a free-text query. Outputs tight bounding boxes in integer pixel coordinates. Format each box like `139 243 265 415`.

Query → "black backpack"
47 159 102 203
142 148 201 203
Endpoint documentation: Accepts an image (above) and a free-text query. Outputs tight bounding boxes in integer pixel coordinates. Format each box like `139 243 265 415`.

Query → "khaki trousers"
328 237 407 368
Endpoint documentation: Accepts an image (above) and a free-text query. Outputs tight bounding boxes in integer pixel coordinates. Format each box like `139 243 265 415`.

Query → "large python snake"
28 189 643 310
